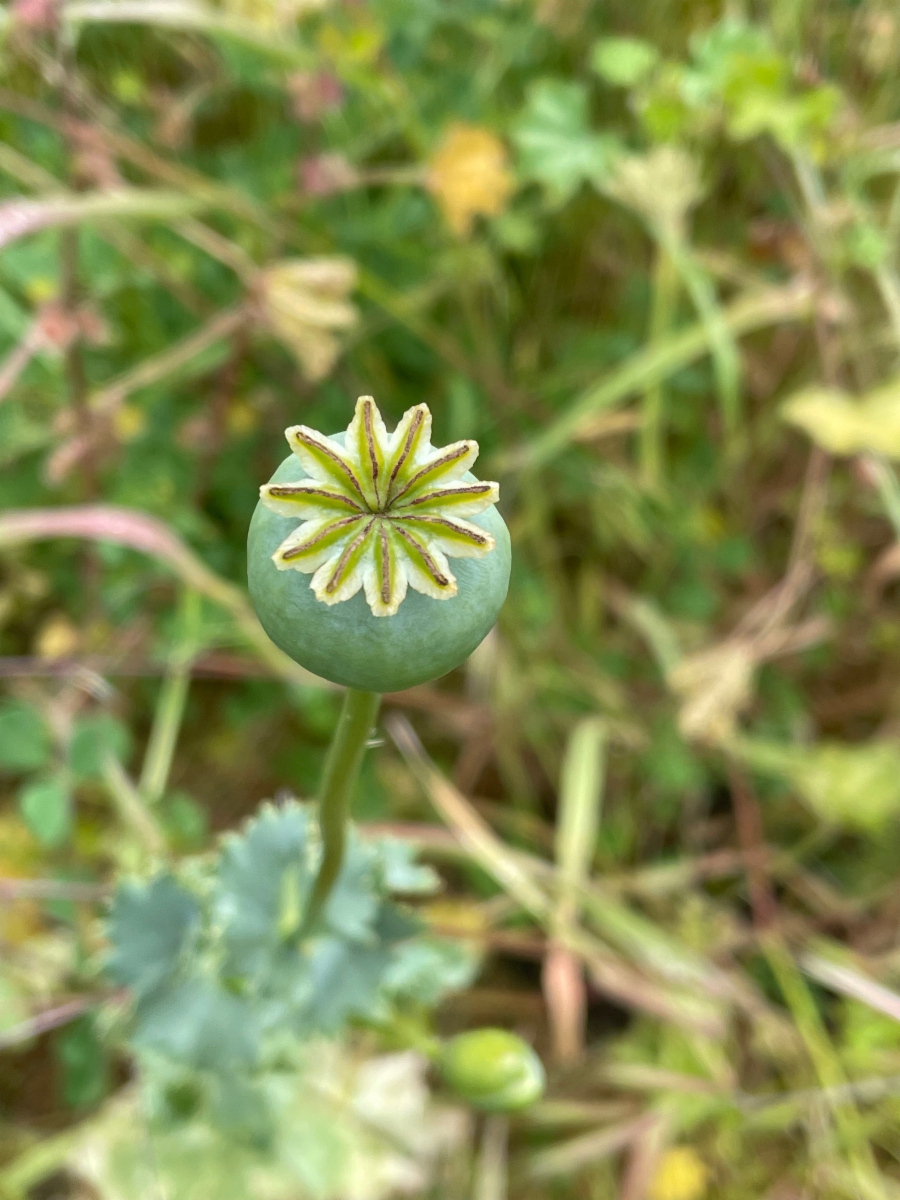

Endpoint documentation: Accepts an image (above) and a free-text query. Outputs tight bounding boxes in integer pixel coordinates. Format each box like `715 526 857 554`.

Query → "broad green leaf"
304 936 394 1030
0 701 51 773
67 1047 462 1200
70 714 133 781
303 904 419 1031
18 775 71 847
513 80 622 205
377 838 440 895
322 837 381 943
133 977 257 1070
162 791 208 850
56 1017 109 1110
385 936 478 1005
690 17 784 100
728 84 841 149
732 738 900 830
214 803 314 976
782 383 900 458
107 875 199 997
591 37 660 87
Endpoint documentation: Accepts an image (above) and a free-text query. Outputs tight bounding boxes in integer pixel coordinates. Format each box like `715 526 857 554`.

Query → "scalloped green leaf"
70 714 133 780
214 803 315 977
0 700 51 773
107 875 200 998
133 977 258 1071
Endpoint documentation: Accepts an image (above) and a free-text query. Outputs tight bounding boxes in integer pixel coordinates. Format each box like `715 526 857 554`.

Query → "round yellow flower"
427 124 515 236
650 1147 709 1200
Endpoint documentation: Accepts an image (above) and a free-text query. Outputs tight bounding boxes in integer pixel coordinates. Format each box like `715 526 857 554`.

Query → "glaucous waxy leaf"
107 875 200 998
248 397 510 691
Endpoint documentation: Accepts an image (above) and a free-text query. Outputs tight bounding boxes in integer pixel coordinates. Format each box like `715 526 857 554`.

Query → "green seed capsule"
247 399 511 692
439 1029 545 1113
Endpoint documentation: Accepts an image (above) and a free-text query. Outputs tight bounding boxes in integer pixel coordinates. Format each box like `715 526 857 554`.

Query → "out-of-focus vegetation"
4 0 900 1196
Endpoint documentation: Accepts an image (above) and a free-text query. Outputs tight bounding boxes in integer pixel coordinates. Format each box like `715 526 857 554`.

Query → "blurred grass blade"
472 1117 508 1200
545 718 605 1062
556 717 606 909
387 713 725 1035
0 190 209 251
0 505 322 688
139 589 203 806
802 954 900 1024
506 281 813 470
386 713 550 920
88 305 247 416
526 1113 656 1181
102 754 166 856
63 1 314 67
640 244 678 487
669 237 742 438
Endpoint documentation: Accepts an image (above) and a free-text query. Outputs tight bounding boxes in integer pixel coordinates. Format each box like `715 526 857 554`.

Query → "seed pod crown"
259 396 500 617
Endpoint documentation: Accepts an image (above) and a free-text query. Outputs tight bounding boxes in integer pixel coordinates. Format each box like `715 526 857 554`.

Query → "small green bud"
248 397 510 692
439 1028 545 1113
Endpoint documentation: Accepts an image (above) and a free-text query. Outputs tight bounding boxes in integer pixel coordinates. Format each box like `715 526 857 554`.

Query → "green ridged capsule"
439 1029 545 1113
247 397 510 692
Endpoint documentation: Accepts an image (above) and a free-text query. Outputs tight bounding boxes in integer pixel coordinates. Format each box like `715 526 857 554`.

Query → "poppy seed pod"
439 1028 545 1113
247 397 511 692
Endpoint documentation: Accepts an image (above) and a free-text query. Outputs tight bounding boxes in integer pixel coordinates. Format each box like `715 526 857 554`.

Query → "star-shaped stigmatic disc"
260 396 500 617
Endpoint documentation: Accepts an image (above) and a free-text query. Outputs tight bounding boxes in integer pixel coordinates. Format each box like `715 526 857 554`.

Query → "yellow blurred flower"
227 400 259 436
427 124 515 236
113 403 147 443
35 613 79 660
25 277 56 304
650 1147 709 1200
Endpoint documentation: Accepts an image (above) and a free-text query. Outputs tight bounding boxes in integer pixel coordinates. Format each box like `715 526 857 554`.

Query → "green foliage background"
4 0 900 1196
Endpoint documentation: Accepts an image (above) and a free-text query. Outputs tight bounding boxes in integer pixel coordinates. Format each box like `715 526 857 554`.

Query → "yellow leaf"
259 256 358 381
422 899 490 938
0 813 44 945
650 1147 709 1200
427 124 515 236
730 738 900 830
782 382 900 458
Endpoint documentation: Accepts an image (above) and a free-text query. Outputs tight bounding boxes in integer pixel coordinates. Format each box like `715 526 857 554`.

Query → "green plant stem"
302 688 382 934
640 244 678 489
139 589 202 806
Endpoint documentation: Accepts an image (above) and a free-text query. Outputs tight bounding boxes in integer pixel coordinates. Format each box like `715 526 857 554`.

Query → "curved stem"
302 687 381 935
